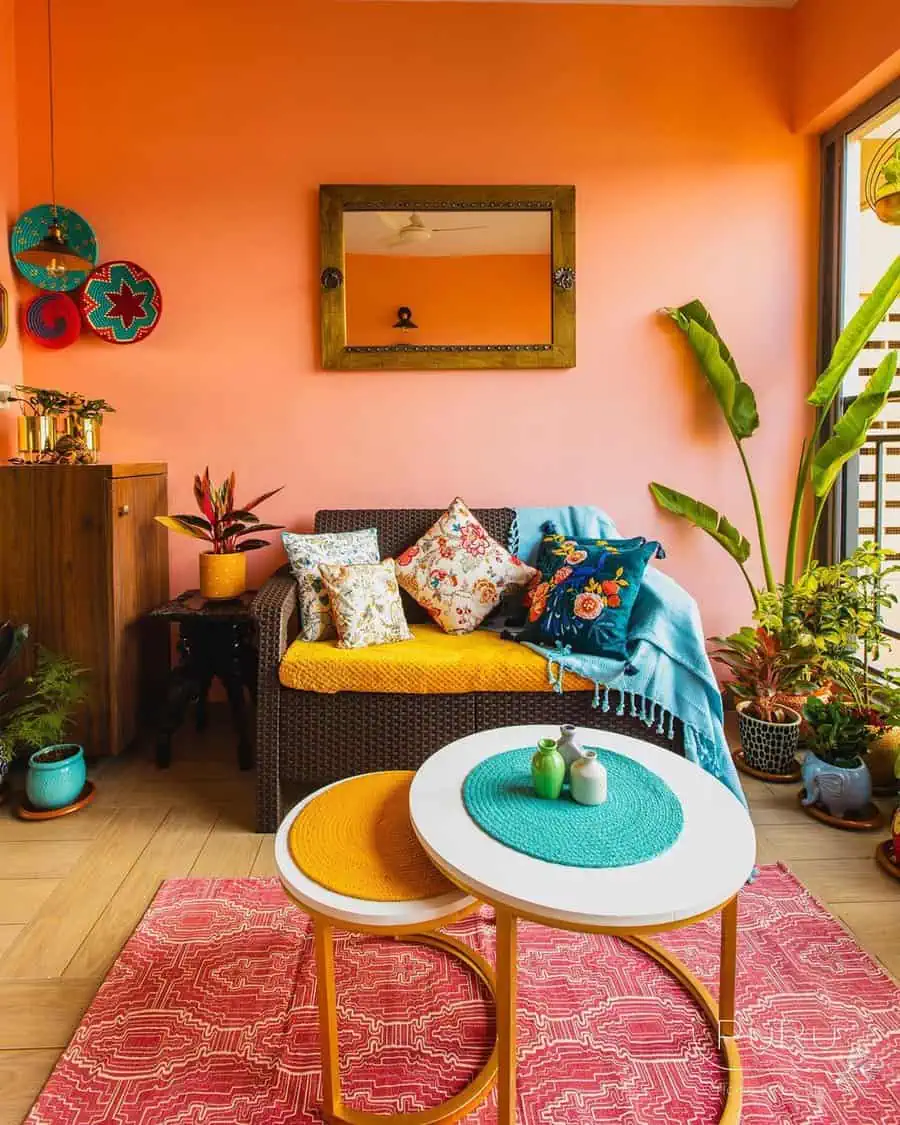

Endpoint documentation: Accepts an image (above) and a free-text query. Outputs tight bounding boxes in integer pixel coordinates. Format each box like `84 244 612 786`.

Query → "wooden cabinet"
0 463 169 756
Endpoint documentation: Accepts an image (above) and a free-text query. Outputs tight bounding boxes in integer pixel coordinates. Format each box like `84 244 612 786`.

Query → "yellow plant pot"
874 190 900 226
866 726 900 789
16 415 58 461
63 416 102 463
199 552 247 600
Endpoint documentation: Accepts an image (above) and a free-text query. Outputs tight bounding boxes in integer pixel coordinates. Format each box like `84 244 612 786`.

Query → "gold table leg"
719 895 738 1041
495 909 518 1125
314 918 344 1122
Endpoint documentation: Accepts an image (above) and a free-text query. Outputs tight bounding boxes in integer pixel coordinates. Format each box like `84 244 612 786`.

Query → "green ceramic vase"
531 738 565 800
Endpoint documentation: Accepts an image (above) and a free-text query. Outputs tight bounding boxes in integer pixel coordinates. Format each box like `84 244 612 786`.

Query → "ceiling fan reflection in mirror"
378 211 488 247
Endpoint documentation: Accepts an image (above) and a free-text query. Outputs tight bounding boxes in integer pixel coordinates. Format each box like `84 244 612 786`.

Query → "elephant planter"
800 751 872 820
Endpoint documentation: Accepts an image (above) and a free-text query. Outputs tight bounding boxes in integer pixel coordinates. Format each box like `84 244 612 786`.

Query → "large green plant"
649 257 900 602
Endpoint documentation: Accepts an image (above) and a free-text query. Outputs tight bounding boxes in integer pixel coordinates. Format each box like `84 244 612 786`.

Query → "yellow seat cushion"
279 622 595 695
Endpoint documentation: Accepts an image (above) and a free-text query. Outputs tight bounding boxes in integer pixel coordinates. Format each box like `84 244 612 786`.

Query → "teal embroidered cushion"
518 528 661 660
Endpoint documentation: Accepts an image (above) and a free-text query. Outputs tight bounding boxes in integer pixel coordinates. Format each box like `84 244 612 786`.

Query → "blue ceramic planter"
26 744 86 810
800 750 872 819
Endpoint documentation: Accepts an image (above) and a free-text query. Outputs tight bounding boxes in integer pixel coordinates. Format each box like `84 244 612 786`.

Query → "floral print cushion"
318 560 412 650
282 528 379 642
518 528 661 660
394 498 537 635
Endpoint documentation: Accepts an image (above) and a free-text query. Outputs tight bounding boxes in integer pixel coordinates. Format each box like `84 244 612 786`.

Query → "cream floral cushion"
318 561 412 650
282 528 379 642
394 498 537 634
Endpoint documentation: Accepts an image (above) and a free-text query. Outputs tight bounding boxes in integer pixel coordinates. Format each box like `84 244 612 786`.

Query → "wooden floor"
0 714 898 1124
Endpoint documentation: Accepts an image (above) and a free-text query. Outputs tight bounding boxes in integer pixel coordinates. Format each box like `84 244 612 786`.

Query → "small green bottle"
531 738 566 799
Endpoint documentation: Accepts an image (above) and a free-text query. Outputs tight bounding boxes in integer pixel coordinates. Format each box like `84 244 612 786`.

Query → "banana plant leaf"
811 351 898 496
155 516 213 541
808 256 900 408
665 300 759 440
649 483 751 563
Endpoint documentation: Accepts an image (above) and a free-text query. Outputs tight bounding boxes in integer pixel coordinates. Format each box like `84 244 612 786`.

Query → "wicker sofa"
252 507 684 831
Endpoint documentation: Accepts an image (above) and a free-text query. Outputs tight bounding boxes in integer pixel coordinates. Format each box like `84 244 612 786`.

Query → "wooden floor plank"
835 900 900 980
0 880 59 925
789 858 900 904
0 926 23 958
0 1048 58 1125
189 818 264 877
0 805 115 843
0 841 89 880
0 808 168 981
250 835 276 877
0 979 99 1049
754 823 882 862
63 806 218 980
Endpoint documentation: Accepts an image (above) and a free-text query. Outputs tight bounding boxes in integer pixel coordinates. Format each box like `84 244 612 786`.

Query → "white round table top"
409 725 756 931
274 776 476 930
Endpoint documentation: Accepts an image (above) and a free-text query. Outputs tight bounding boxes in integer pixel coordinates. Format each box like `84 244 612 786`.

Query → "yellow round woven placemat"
288 771 454 902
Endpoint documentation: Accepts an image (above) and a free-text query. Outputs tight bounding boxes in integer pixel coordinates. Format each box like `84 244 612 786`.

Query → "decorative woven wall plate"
81 260 162 344
10 203 98 292
22 293 82 349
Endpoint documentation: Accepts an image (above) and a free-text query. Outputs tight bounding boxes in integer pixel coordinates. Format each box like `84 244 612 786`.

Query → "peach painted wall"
0 0 21 415
792 0 900 132
345 254 551 346
10 0 817 637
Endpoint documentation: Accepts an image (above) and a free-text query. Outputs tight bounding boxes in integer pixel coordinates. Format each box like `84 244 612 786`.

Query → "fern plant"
2 648 88 756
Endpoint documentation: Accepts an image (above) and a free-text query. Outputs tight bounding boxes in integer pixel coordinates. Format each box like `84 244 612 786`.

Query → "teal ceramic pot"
800 750 872 819
531 738 565 800
26 744 87 810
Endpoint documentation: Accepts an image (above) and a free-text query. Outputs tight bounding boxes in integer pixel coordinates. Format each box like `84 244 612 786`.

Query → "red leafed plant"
155 469 284 554
709 626 817 723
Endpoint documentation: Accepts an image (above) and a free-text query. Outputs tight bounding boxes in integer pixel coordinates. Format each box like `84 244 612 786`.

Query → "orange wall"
345 253 551 346
0 0 21 413
10 0 817 637
792 0 900 132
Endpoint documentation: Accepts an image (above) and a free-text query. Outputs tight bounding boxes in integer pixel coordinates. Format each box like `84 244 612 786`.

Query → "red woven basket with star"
81 260 162 344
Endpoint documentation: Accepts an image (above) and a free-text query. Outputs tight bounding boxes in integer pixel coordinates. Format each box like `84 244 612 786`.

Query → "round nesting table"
409 725 757 1125
275 771 498 1125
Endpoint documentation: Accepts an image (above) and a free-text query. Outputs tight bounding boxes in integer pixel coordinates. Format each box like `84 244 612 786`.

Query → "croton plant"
156 469 284 554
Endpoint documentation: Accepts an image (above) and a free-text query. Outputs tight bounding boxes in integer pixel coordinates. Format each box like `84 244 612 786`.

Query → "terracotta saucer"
875 839 900 881
797 791 883 831
17 780 96 821
733 750 800 784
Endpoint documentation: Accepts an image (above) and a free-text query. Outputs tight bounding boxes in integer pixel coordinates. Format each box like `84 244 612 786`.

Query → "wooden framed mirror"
320 185 575 370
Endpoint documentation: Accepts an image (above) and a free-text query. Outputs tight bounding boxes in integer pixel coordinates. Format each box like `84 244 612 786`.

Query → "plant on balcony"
649 256 900 603
709 626 816 775
156 469 284 600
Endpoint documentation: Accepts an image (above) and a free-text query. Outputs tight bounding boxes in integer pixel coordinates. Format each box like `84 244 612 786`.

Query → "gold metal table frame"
285 890 499 1125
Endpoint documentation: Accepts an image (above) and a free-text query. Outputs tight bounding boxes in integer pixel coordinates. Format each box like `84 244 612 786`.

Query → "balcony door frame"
818 76 900 567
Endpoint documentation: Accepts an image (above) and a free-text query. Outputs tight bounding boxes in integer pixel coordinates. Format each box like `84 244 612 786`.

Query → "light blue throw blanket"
508 506 746 806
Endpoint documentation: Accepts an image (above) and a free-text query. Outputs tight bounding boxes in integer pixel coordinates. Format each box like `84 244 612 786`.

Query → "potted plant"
3 647 89 811
800 695 873 821
872 141 900 226
710 626 817 776
63 394 115 462
0 621 29 802
14 384 70 460
156 468 284 599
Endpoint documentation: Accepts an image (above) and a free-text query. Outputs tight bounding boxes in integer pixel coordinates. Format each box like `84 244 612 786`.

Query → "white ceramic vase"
555 724 584 777
570 750 608 806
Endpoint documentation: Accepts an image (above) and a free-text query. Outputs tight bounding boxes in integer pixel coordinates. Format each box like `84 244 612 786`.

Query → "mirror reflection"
343 209 552 347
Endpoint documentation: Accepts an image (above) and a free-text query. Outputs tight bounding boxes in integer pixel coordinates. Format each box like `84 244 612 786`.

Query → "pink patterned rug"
26 866 899 1124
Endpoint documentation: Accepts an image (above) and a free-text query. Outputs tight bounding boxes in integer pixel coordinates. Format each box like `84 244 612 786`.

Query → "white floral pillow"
393 498 537 634
282 528 379 642
318 561 412 650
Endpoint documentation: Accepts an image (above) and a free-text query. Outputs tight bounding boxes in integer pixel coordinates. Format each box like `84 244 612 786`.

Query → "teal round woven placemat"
462 747 684 868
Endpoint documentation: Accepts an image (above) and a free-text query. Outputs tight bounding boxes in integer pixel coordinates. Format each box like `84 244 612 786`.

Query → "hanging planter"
864 131 900 227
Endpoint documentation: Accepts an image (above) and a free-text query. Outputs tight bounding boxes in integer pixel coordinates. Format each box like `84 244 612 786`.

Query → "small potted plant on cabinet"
799 696 875 825
156 468 284 600
710 626 817 777
3 648 89 812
